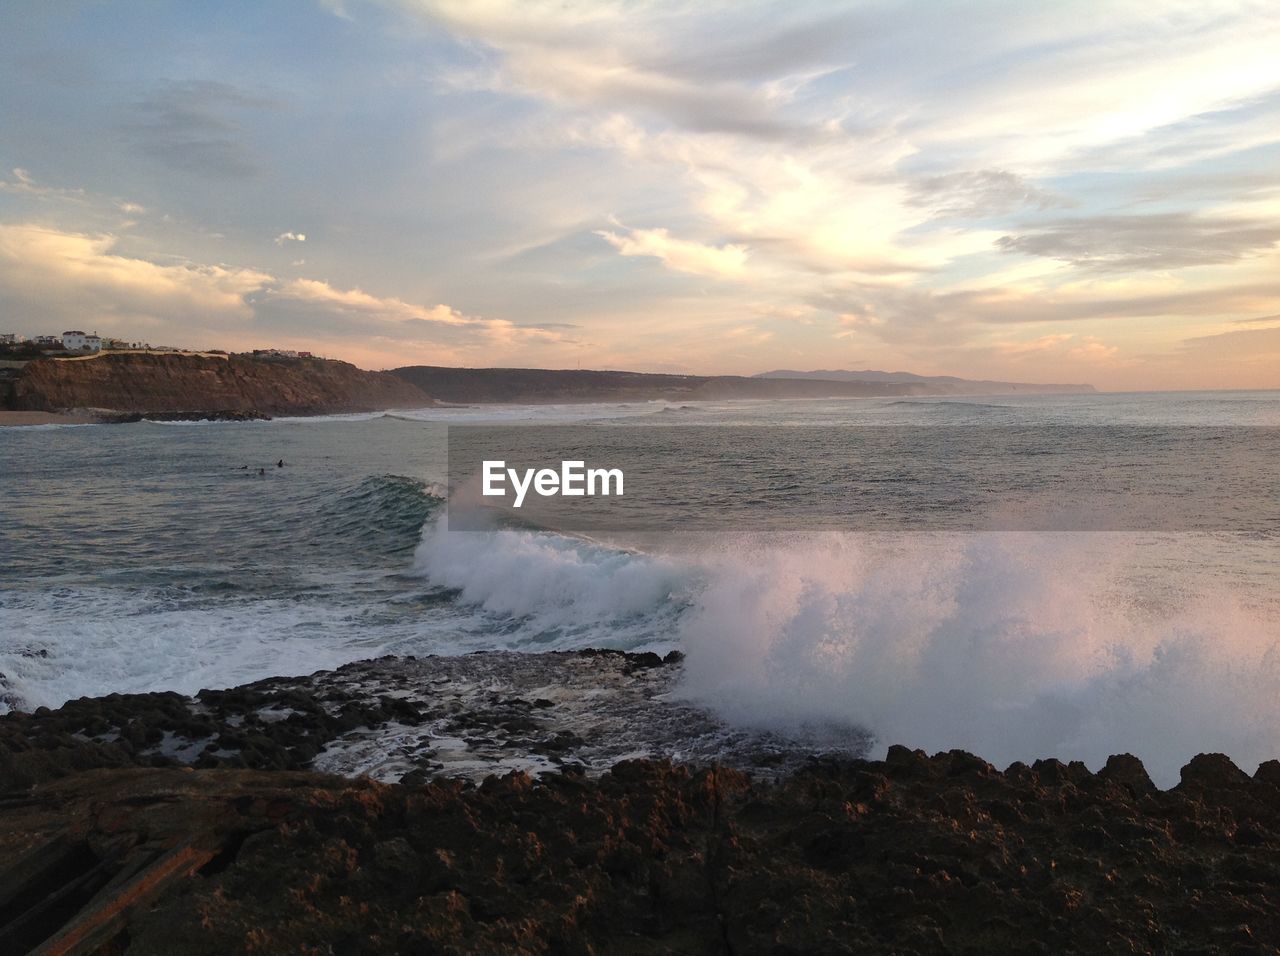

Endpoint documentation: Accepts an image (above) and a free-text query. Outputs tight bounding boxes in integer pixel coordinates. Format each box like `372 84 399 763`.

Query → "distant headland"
389 365 1094 404
0 335 1094 423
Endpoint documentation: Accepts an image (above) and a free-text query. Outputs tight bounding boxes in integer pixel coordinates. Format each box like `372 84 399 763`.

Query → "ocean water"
3 391 1278 785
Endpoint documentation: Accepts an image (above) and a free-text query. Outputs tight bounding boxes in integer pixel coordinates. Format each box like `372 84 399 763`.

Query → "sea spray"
410 518 1280 784
672 532 1280 787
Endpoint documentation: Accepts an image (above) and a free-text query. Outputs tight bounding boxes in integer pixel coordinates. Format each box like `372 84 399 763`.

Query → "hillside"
9 352 430 417
393 365 937 403
392 365 1095 403
756 368 1096 394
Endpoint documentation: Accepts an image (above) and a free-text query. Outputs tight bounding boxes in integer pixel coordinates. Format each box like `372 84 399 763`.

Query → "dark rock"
1099 753 1157 794
1178 753 1252 790
1254 760 1280 787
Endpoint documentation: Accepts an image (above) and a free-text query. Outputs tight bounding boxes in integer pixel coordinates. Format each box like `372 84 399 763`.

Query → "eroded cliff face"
10 353 430 416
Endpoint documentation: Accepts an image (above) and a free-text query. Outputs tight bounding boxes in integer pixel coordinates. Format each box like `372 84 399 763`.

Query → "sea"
3 391 1278 786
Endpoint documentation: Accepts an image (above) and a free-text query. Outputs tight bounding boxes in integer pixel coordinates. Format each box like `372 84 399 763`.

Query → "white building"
0 333 18 344
33 335 60 346
62 330 102 353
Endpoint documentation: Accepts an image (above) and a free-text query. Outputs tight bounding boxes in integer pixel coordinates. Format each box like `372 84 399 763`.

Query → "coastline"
4 650 1279 953
0 410 102 427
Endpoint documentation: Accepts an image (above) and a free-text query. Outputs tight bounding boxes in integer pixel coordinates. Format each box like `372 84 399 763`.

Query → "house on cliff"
62 330 102 353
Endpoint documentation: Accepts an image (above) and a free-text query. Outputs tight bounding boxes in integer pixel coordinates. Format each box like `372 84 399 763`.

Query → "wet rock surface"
0 651 851 792
5 749 1280 953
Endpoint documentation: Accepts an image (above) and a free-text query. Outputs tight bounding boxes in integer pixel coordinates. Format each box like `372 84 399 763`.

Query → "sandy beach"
0 410 101 427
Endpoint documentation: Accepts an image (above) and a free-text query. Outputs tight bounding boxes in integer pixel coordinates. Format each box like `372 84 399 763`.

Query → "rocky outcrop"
6 747 1280 953
6 654 1280 952
0 651 826 790
9 353 430 417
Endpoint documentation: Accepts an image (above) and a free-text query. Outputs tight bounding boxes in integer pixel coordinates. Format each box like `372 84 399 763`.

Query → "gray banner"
445 425 1280 532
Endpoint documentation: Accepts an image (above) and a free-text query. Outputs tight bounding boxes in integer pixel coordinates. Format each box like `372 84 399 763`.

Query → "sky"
1 1 1278 389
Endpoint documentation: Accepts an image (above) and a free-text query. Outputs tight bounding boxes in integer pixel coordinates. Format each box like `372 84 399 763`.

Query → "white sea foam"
387 401 674 424
0 587 388 712
3 421 100 431
672 532 1280 787
408 519 1280 786
6 497 1277 787
410 513 688 648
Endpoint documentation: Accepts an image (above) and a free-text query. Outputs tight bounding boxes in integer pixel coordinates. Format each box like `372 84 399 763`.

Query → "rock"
7 655 1280 952
1254 760 1280 787
1099 753 1156 794
1 745 1280 953
1178 753 1252 790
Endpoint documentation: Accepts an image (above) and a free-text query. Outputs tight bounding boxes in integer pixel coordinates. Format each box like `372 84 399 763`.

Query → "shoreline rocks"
0 650 851 791
4 747 1280 952
7 651 1280 952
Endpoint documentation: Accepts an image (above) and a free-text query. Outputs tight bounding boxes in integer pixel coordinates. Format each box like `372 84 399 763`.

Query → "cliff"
394 364 1096 404
9 352 430 417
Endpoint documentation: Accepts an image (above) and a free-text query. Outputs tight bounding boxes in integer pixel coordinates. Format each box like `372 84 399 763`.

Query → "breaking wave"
410 514 690 649
7 459 1277 788
410 518 1280 786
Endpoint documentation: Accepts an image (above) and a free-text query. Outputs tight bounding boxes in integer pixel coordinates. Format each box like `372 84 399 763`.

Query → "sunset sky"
2 0 1278 389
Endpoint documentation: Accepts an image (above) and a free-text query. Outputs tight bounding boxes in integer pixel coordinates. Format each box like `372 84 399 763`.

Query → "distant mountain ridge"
392 365 1095 403
391 365 921 403
755 369 1095 394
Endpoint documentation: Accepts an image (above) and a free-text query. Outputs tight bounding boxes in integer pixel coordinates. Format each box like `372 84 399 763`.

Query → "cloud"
412 0 855 145
1068 336 1119 362
334 0 1280 385
996 213 1280 272
1169 325 1280 386
261 278 570 350
0 168 87 202
124 80 274 179
0 223 270 326
597 226 748 278
1181 324 1280 358
9 1 1280 385
1236 313 1280 325
822 276 1280 338
908 169 1067 219
997 333 1074 356
0 223 566 363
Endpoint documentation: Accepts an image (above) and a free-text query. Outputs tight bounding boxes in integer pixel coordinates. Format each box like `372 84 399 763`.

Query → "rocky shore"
0 651 854 789
4 652 1280 953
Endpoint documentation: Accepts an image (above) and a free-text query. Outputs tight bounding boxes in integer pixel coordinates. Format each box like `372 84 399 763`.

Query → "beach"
0 410 101 427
